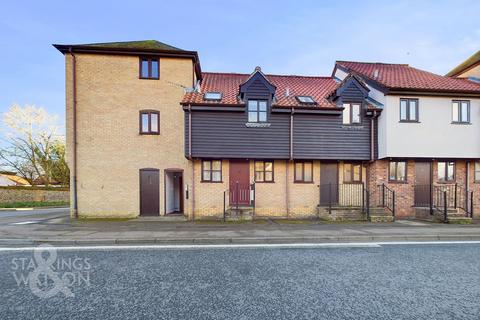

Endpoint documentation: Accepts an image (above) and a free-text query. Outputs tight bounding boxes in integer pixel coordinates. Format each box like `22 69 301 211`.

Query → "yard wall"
0 187 69 203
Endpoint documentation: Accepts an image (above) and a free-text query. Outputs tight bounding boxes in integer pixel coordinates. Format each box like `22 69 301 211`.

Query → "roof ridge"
202 71 333 79
336 60 409 66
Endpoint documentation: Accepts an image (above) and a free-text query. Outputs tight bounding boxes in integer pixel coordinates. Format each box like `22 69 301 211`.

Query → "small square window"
452 100 470 124
475 162 480 182
296 96 316 104
438 161 455 182
255 161 274 182
343 163 362 183
400 98 419 122
202 160 222 182
204 92 222 101
139 57 159 79
248 100 268 123
139 110 160 134
389 161 407 182
294 161 313 183
343 103 361 125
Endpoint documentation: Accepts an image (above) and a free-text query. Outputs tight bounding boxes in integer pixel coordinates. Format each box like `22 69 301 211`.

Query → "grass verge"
0 201 69 208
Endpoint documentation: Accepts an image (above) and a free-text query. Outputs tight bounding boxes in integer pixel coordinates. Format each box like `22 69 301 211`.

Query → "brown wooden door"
414 162 431 206
320 163 338 205
140 169 159 216
229 160 250 206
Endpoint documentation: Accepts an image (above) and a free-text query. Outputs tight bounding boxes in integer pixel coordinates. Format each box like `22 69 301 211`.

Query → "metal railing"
377 183 395 219
433 185 448 222
318 183 368 214
223 182 255 222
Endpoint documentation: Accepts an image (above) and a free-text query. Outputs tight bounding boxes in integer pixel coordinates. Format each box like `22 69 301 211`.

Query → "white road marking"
0 240 479 252
11 221 38 225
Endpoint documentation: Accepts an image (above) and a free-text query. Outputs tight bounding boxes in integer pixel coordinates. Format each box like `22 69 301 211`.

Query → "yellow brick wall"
65 53 194 218
192 159 229 219
252 160 288 217
288 161 321 217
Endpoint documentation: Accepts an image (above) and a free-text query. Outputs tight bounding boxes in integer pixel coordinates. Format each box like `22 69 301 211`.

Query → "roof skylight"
204 92 222 101
296 96 316 104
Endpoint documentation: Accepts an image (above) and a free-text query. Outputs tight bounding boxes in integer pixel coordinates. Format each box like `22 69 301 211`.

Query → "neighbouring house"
54 40 480 222
0 172 31 187
446 50 480 81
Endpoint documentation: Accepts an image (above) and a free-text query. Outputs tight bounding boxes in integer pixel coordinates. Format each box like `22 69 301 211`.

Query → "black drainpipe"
69 47 78 218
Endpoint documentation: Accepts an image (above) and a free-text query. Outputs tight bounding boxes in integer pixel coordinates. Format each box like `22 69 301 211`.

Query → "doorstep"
137 215 188 222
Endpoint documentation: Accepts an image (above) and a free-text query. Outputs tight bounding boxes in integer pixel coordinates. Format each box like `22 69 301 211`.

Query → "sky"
0 0 479 124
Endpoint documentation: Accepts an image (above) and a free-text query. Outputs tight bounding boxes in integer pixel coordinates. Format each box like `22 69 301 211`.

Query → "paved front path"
1 242 479 319
0 208 479 245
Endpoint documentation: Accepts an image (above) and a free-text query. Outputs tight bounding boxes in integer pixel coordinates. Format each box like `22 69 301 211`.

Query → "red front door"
229 160 250 206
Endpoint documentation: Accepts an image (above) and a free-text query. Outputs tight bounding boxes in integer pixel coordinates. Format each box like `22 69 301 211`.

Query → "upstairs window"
255 161 274 182
248 100 267 123
294 161 313 183
343 103 361 124
140 57 159 79
343 163 362 183
438 161 455 182
139 110 159 134
389 161 407 182
475 161 480 182
202 160 222 182
204 92 222 101
452 100 470 124
400 98 419 122
296 96 316 104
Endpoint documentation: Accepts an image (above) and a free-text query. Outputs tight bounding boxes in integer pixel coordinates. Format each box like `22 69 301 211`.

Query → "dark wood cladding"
187 111 290 158
293 113 371 160
186 110 372 160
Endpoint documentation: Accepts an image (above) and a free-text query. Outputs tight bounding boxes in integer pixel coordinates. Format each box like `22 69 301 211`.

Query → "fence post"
223 190 226 222
392 191 396 221
443 190 448 223
454 183 457 209
251 183 255 218
366 189 370 221
328 183 332 215
236 181 239 211
381 183 385 207
470 191 474 218
429 183 433 216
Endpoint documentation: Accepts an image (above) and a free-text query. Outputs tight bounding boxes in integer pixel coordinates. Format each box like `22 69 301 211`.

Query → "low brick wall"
0 186 69 203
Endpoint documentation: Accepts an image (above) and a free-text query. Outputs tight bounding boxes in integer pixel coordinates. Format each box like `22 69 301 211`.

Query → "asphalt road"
0 242 479 319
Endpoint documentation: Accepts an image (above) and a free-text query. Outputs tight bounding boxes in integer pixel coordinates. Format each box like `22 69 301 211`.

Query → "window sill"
294 181 314 184
139 77 160 80
139 132 160 135
255 181 275 183
342 181 363 184
399 120 420 123
200 180 223 183
451 122 471 125
245 122 271 128
436 181 456 184
387 180 408 184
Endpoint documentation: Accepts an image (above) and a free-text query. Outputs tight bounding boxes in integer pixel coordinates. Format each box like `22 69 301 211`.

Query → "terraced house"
54 41 480 222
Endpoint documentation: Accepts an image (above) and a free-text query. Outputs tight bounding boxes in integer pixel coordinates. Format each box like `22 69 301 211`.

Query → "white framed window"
248 100 267 123
400 98 419 122
342 103 361 124
452 100 470 123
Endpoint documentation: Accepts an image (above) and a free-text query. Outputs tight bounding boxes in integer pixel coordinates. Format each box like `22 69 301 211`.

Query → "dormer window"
296 96 316 104
248 100 267 122
204 92 222 101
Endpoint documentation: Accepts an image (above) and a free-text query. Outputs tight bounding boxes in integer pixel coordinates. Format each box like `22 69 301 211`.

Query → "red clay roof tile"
182 72 339 108
336 61 480 93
